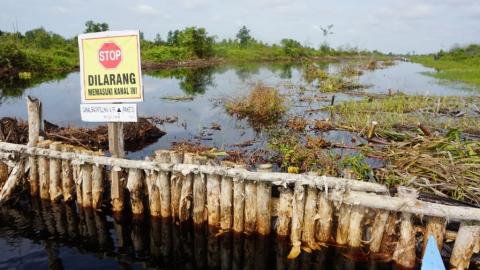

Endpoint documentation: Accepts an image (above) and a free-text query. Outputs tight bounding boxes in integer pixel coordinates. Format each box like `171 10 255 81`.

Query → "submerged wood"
256 164 272 235
315 190 333 243
49 142 62 202
369 210 389 253
0 159 25 203
392 213 416 269
61 145 74 202
276 186 293 236
288 182 305 259
127 168 144 215
155 150 171 218
450 222 480 270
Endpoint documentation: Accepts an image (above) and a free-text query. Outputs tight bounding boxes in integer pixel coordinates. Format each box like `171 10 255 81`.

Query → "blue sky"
1 0 479 54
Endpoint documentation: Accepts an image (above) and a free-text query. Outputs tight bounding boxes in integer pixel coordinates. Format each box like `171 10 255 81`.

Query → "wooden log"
368 210 389 253
127 168 144 216
450 222 480 270
0 159 26 203
192 155 207 224
380 212 398 254
155 150 171 218
27 96 41 196
392 213 416 269
61 145 74 202
347 205 366 248
81 155 93 208
220 161 235 231
92 152 104 209
179 152 194 222
422 216 445 256
276 185 293 237
244 179 257 234
256 164 272 235
302 185 318 248
315 190 333 243
0 162 8 189
73 149 82 207
38 140 52 200
144 157 160 217
335 203 351 245
170 151 183 221
109 122 125 213
49 142 62 202
288 182 305 259
232 164 246 233
207 170 221 229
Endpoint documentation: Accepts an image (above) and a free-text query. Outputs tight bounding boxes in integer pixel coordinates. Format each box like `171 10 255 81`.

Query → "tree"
84 20 109 33
154 34 163 45
280 38 306 58
176 27 214 58
236 25 252 47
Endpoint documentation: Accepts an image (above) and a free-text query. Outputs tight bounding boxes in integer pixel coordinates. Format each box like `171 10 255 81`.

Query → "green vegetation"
411 44 480 88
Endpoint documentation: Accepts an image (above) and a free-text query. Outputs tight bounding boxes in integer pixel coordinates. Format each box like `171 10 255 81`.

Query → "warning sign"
78 30 143 103
80 103 137 122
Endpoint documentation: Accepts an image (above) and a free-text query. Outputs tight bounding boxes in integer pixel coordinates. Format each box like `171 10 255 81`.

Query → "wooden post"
315 190 333 243
207 166 221 229
0 159 26 202
347 205 366 248
220 161 235 231
288 182 305 259
0 162 8 189
108 122 125 213
244 178 257 234
81 152 93 208
179 153 194 222
423 216 445 255
38 140 52 200
256 164 272 235
27 96 41 196
61 145 74 202
335 203 351 245
92 152 104 209
170 151 184 221
49 142 62 202
450 222 480 270
192 155 207 224
369 210 389 253
392 213 416 269
73 149 83 207
155 150 171 218
127 168 144 216
233 164 246 233
276 185 293 237
302 184 318 248
144 156 160 217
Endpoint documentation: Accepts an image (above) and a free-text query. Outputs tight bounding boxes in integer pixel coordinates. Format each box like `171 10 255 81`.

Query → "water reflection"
0 200 394 269
148 67 215 95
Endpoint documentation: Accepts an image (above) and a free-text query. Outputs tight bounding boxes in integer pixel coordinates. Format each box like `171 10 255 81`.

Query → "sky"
0 0 479 54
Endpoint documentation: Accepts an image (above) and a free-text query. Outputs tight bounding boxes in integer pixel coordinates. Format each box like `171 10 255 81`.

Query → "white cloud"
132 4 158 15
50 6 70 14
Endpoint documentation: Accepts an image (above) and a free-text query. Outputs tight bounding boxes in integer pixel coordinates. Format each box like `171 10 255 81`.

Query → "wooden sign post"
78 30 143 214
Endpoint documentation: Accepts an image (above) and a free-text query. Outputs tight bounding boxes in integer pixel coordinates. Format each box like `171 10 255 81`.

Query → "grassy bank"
411 44 480 88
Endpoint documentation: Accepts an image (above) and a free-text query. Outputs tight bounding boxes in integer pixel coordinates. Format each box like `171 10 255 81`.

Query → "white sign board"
81 103 137 122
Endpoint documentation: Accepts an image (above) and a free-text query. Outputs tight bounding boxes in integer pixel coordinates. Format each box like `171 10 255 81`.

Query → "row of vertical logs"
10 145 479 269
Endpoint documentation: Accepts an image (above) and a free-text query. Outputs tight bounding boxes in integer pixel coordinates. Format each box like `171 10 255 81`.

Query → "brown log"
315 190 333 243
155 150 171 218
127 168 144 215
302 185 318 247
0 159 26 202
207 170 221 228
232 164 246 233
288 182 305 259
38 140 52 200
192 155 207 224
61 145 74 202
220 161 235 231
392 213 416 269
256 164 272 235
92 152 104 209
170 151 184 221
244 179 257 234
347 205 366 248
109 122 125 213
73 149 82 207
335 203 351 245
422 216 445 256
276 186 293 237
179 152 194 222
81 154 93 208
0 162 8 189
450 222 480 270
49 142 62 202
369 210 389 253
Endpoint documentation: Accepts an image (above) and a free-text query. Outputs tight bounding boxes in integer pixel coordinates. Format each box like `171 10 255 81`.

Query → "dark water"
0 200 394 270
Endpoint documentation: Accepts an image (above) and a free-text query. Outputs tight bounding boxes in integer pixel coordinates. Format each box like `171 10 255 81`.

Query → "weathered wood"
302 186 317 247
276 186 292 237
127 168 144 215
27 96 41 195
315 190 333 243
288 182 305 259
108 122 125 213
170 151 183 221
0 162 8 189
38 140 52 200
392 213 416 269
73 149 82 207
347 205 366 248
335 203 351 245
155 150 171 218
179 153 194 222
450 222 480 270
380 212 398 254
49 142 62 202
61 145 74 202
81 157 93 208
220 161 235 231
423 216 445 255
0 159 26 202
244 180 257 234
92 153 104 209
207 171 221 228
369 210 389 253
192 155 207 224
232 164 246 233
256 164 272 235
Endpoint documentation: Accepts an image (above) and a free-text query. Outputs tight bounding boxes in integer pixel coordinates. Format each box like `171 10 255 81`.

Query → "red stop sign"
98 42 122 69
